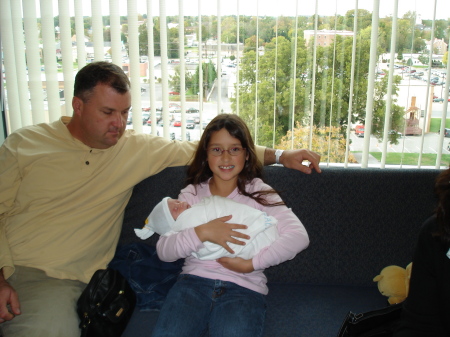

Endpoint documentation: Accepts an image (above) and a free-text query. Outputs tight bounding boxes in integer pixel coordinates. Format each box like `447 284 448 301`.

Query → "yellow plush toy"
373 263 413 305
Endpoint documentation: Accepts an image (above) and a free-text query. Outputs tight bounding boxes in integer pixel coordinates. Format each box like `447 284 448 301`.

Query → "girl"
152 114 309 337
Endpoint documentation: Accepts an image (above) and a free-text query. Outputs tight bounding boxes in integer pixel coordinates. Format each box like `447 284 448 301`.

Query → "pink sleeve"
156 227 204 262
250 181 310 271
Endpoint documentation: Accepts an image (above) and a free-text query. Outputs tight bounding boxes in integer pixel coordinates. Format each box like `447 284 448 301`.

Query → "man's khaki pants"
0 266 86 337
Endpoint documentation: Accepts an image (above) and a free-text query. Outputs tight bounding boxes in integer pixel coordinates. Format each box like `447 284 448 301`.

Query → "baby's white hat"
134 197 176 239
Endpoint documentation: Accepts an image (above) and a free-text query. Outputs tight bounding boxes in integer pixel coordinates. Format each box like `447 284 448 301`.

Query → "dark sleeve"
394 216 450 337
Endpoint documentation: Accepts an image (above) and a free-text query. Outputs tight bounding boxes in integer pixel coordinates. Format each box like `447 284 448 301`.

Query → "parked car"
193 116 200 124
169 91 180 95
186 119 195 129
169 103 181 113
433 98 444 103
439 128 450 137
355 125 365 138
146 112 162 125
142 113 150 124
388 130 403 139
173 120 182 127
186 107 199 114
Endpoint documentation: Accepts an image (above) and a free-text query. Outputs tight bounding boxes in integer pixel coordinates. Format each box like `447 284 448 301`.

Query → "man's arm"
0 268 20 323
264 148 321 174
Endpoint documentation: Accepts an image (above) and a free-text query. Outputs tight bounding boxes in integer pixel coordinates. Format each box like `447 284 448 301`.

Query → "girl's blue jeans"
151 274 266 337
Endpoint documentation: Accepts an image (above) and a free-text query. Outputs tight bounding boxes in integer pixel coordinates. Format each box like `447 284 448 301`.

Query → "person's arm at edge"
0 267 20 323
260 147 321 174
0 136 22 322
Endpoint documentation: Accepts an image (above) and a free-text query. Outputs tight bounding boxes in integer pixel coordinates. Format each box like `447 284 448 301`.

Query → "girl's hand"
216 257 254 273
194 215 249 254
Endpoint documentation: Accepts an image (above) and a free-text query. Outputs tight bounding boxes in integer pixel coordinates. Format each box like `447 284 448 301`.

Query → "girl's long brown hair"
185 114 284 206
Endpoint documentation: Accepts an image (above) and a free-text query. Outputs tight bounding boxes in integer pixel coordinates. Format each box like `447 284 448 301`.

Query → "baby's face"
167 199 191 220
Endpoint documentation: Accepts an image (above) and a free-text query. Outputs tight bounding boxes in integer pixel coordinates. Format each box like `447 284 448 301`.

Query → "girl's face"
206 128 248 189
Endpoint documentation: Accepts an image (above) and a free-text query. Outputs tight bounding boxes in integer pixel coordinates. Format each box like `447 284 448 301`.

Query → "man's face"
72 83 131 149
167 199 191 220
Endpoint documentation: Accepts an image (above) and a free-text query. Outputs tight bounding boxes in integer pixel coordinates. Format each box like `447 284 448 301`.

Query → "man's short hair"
73 61 131 102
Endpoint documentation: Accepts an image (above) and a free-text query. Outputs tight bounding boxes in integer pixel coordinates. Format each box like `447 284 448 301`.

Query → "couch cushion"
120 166 440 287
121 283 388 337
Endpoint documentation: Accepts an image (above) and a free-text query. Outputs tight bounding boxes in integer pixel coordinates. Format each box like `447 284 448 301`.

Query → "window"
1 0 449 168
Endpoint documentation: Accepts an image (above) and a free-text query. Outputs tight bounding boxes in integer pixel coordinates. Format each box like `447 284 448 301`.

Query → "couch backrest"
120 166 440 287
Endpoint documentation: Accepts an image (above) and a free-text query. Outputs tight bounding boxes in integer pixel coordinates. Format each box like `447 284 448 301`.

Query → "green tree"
221 16 237 43
169 65 194 93
397 49 403 62
369 73 405 143
418 54 429 65
138 18 161 57
233 23 403 148
192 62 217 97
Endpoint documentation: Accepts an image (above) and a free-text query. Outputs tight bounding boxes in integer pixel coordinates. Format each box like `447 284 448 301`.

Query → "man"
0 61 320 336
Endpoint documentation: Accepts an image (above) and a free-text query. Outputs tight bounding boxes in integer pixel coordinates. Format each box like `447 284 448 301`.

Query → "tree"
192 62 217 97
138 18 161 57
369 73 405 144
418 54 429 65
232 22 404 150
221 16 237 43
277 123 358 163
169 65 194 93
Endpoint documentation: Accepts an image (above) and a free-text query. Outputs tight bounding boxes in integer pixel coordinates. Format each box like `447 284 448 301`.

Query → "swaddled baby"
135 195 279 260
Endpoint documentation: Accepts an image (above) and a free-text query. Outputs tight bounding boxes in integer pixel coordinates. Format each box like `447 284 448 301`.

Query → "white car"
186 119 195 129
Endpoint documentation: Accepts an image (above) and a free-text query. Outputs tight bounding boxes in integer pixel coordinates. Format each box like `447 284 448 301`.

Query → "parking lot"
350 130 450 154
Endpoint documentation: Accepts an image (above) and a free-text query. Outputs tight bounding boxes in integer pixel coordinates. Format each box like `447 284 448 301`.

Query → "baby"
135 196 279 260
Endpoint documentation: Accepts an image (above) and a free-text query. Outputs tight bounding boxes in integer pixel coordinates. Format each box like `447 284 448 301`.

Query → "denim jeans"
109 242 183 311
151 274 266 337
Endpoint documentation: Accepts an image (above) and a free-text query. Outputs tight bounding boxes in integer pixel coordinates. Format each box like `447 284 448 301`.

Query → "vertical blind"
1 0 449 169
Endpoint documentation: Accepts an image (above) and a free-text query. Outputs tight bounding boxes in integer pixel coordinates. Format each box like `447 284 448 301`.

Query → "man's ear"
72 96 83 116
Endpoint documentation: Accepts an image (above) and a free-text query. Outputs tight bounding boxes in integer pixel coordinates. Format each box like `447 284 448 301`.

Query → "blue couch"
119 166 440 337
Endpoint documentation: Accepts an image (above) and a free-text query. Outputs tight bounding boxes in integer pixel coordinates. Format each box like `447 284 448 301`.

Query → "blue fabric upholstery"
119 166 440 336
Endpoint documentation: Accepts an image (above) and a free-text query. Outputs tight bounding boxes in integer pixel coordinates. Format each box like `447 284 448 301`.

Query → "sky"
42 0 449 21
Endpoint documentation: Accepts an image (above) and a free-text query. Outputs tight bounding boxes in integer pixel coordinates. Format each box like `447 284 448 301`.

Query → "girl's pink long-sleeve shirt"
156 178 309 295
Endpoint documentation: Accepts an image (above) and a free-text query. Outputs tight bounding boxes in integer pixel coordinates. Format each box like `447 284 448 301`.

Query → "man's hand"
194 215 250 254
216 257 254 273
279 149 321 174
0 272 20 324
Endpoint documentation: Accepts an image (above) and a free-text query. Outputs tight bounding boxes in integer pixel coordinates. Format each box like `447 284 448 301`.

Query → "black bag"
77 268 136 337
337 302 403 337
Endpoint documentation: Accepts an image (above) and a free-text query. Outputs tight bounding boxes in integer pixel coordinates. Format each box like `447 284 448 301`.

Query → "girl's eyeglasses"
207 147 246 156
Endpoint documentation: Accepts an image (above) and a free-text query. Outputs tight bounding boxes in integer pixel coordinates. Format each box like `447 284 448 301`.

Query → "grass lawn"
430 118 450 133
368 152 450 166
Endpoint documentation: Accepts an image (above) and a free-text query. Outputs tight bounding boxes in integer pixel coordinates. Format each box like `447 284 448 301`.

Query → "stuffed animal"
373 263 413 305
